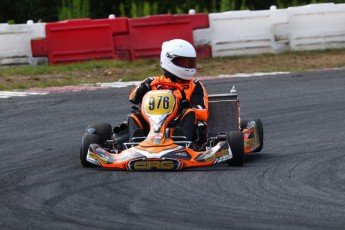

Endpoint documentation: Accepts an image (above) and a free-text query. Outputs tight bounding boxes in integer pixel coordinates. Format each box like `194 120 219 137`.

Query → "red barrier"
31 14 211 64
113 14 211 60
31 18 128 64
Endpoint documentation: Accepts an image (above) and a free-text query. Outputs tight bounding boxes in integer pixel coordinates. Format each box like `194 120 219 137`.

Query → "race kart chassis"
80 86 263 170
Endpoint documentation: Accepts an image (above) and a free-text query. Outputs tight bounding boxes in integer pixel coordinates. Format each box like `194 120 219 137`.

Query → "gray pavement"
0 69 344 229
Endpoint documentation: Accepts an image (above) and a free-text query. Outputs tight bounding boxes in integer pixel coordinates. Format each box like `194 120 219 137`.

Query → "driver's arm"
129 77 154 104
190 80 208 121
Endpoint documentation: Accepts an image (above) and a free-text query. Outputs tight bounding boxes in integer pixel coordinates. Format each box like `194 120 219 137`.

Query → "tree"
0 0 60 23
1 0 343 24
59 0 90 21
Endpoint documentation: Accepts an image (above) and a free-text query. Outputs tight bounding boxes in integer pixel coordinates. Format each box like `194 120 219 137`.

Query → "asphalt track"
1 69 345 229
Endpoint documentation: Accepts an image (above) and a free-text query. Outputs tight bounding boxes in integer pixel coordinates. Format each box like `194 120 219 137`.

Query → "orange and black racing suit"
128 75 208 141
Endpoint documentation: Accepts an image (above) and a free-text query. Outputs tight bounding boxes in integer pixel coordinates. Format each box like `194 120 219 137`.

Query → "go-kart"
80 81 263 171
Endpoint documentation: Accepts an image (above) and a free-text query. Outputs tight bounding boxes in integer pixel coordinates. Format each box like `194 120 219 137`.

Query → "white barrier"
0 22 46 66
287 3 345 50
193 3 345 57
205 9 288 57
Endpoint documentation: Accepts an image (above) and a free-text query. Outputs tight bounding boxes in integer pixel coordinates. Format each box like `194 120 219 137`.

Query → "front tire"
80 134 101 167
227 131 244 166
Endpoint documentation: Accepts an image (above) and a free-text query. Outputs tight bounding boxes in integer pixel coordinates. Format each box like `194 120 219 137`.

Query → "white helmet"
160 39 197 80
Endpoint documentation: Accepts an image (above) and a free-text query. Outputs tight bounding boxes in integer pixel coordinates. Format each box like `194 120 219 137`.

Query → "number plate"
142 90 175 115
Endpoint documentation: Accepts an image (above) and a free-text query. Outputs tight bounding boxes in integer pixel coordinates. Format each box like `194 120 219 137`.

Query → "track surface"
1 70 345 229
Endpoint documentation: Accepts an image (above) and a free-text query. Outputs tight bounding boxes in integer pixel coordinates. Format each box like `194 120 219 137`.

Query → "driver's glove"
130 77 153 104
179 99 191 111
138 77 153 95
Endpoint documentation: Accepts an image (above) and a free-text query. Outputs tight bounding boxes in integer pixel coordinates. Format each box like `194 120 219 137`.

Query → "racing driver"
128 39 209 142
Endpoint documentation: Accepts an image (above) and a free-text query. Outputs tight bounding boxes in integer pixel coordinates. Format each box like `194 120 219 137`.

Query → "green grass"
0 60 128 76
1 49 345 91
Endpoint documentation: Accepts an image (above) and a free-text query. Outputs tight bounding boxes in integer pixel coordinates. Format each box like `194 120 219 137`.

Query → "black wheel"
240 118 264 152
86 123 112 145
80 134 100 167
240 118 258 129
227 131 244 166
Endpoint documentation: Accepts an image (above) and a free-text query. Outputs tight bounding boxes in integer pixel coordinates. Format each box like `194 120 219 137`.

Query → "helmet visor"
171 56 196 69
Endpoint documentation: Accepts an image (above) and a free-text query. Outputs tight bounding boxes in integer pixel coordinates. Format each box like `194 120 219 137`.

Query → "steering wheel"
150 81 187 100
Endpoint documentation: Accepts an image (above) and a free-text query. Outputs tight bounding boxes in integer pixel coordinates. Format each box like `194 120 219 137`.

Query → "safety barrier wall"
286 3 345 50
1 3 345 66
0 22 46 65
31 18 128 64
29 14 210 64
113 14 210 60
198 9 288 57
194 3 345 57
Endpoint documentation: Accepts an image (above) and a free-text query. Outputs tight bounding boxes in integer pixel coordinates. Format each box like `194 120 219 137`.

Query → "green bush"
58 0 90 20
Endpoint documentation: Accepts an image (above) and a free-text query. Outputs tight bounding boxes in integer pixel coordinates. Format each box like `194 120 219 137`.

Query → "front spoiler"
86 141 232 171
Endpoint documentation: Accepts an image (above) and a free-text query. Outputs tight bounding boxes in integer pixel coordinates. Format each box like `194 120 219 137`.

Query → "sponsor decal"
162 150 191 160
129 159 180 170
87 151 100 165
244 139 254 150
174 151 188 157
95 148 110 164
205 149 231 162
88 148 114 165
244 135 259 151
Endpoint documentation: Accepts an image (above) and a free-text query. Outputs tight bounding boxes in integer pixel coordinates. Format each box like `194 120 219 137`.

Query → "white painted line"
96 81 141 88
0 72 290 99
0 91 47 99
218 72 290 78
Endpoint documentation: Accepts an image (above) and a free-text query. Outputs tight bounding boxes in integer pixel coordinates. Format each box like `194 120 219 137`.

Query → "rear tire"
227 131 244 166
80 134 101 167
241 118 264 152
